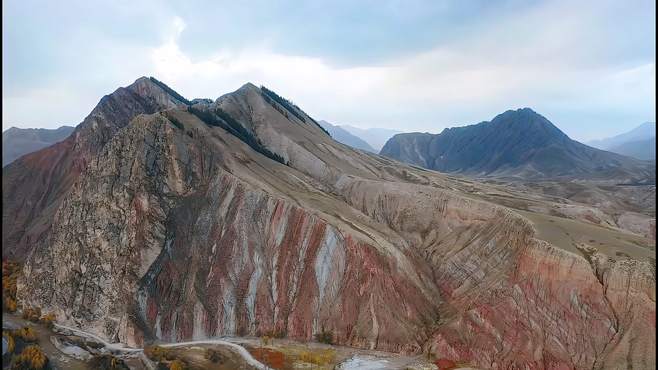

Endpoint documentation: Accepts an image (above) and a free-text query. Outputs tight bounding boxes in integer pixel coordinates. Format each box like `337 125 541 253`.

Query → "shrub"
204 348 223 363
166 114 184 130
11 345 48 370
39 314 56 329
260 86 330 137
148 77 191 105
89 354 130 370
12 327 37 343
2 261 20 313
169 359 186 370
3 332 15 354
144 345 175 361
187 105 287 165
4 297 17 312
260 335 271 346
260 86 306 123
298 349 335 365
21 308 41 323
314 328 334 345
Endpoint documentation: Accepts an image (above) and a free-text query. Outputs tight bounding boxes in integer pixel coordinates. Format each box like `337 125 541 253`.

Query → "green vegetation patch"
149 77 192 106
260 86 331 137
187 105 287 165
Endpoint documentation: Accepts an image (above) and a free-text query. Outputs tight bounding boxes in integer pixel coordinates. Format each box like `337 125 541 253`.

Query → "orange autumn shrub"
4 297 17 313
144 345 175 361
2 260 20 313
12 327 37 342
39 313 56 329
3 332 15 354
169 359 186 370
21 307 41 323
11 345 48 369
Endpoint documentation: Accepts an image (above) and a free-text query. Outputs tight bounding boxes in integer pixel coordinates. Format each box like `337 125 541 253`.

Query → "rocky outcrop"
9 79 656 369
2 77 188 260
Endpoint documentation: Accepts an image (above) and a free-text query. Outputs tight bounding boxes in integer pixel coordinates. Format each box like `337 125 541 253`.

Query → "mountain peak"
130 77 191 105
239 82 259 91
488 107 566 139
492 107 545 122
381 107 654 181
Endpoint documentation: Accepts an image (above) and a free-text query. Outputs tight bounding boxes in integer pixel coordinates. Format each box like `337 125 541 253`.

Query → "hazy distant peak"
339 125 403 151
317 120 376 152
2 125 75 166
588 121 656 150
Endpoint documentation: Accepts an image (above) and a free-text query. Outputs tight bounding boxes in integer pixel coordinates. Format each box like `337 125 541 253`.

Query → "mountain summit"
380 108 655 182
2 76 192 259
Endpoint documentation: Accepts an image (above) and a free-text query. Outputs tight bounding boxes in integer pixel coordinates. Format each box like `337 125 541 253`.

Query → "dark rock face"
2 126 75 167
5 81 655 369
380 108 655 182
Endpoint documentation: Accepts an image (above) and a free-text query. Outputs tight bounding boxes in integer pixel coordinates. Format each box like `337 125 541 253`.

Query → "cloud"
147 12 654 140
3 0 655 141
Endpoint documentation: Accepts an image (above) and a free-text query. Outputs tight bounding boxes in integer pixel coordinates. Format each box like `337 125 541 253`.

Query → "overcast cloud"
2 0 655 141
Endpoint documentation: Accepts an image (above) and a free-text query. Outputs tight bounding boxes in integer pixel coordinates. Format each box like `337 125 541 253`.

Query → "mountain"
380 108 655 183
588 121 655 150
608 137 656 160
587 122 656 161
317 120 375 152
2 126 75 166
4 79 654 369
340 125 402 152
3 76 188 259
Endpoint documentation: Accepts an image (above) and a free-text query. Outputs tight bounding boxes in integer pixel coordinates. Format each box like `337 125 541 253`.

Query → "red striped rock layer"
336 179 655 368
19 115 441 353
138 174 440 353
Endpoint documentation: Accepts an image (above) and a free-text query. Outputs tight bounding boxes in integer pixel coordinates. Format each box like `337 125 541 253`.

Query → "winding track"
53 323 267 369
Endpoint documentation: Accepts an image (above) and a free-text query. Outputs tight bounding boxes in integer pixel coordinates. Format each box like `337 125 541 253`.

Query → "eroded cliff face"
2 77 187 261
18 114 442 353
10 80 656 369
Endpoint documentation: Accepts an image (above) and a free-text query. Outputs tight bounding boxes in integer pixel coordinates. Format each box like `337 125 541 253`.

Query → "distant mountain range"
588 122 655 160
380 108 655 183
2 126 75 166
318 120 376 152
607 137 655 161
339 125 402 152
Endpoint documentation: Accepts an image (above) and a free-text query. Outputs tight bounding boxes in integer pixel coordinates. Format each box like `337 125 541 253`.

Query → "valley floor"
2 313 442 370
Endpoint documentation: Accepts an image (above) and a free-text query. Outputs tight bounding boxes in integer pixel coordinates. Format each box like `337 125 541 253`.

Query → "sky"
2 0 655 141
